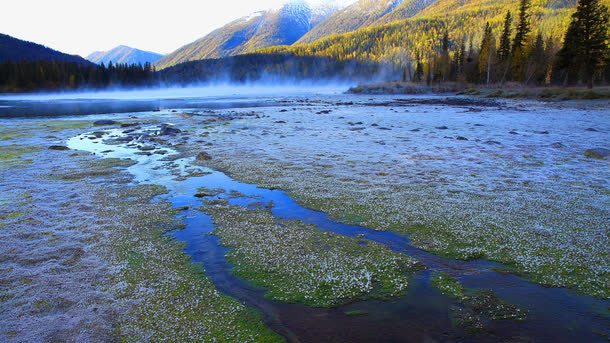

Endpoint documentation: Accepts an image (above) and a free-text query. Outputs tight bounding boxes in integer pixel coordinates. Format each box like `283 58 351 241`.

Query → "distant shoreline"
347 82 610 101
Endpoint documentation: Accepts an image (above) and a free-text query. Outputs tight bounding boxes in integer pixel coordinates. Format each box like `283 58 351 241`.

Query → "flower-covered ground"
190 96 609 298
204 202 422 307
0 119 280 342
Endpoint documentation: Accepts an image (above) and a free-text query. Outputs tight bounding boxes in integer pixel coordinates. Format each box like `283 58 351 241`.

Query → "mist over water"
0 84 352 101
0 84 361 118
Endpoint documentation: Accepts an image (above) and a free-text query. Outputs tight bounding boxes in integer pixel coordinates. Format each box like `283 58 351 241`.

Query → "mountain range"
155 0 445 69
86 45 163 65
3 0 609 74
158 0 586 70
156 0 339 68
154 0 340 69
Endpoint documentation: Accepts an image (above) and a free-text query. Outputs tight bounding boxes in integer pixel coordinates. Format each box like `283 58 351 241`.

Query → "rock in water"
196 152 212 161
584 148 610 160
159 125 181 136
48 145 70 151
93 120 117 126
551 142 566 149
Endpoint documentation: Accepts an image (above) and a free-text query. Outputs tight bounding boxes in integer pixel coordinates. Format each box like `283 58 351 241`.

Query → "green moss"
432 272 526 328
125 251 145 270
0 131 34 141
0 145 42 167
33 299 49 311
449 306 484 333
50 158 137 181
36 120 93 132
195 187 224 198
478 86 610 100
431 272 466 300
89 158 136 169
0 211 25 220
205 204 422 307
467 289 526 321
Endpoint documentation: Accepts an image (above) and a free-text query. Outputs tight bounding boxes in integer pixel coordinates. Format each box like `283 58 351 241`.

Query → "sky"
0 0 355 58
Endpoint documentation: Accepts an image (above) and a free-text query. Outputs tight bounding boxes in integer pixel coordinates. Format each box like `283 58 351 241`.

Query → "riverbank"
348 82 610 100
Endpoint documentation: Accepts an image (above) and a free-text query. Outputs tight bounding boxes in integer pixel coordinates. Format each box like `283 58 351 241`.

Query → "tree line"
408 0 610 88
0 60 156 92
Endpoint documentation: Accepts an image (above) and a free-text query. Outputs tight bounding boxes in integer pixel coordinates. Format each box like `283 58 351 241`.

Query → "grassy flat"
204 203 422 307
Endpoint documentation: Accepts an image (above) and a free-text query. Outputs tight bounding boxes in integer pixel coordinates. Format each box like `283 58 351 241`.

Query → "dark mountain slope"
0 33 91 65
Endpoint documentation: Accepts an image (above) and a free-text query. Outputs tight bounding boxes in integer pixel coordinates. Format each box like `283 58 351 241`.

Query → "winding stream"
68 122 610 342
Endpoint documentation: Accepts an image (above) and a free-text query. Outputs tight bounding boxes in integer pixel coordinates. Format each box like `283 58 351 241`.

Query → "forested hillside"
264 0 608 65
261 0 610 87
297 0 437 43
373 0 438 25
157 0 601 71
0 33 157 92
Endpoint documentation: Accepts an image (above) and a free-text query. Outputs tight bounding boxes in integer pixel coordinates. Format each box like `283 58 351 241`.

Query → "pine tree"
442 31 450 54
498 11 513 62
512 0 532 82
478 22 496 84
464 35 479 83
554 22 575 84
543 36 558 84
605 48 610 83
513 0 531 52
578 0 609 87
438 31 451 81
414 51 424 82
525 33 547 85
452 38 466 81
458 39 466 73
554 0 610 87
426 56 433 86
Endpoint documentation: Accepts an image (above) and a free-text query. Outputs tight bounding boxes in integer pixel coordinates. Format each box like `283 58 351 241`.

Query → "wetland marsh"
0 89 608 342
